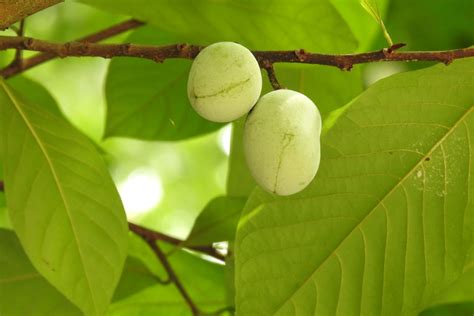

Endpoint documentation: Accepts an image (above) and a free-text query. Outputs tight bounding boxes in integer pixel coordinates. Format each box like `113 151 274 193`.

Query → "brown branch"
131 228 200 315
262 61 283 90
0 19 144 78
0 0 62 30
0 181 4 192
1 37 473 74
10 19 26 68
128 222 225 261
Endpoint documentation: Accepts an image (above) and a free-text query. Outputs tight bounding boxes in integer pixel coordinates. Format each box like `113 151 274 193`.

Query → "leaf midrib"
1 82 99 314
272 105 474 315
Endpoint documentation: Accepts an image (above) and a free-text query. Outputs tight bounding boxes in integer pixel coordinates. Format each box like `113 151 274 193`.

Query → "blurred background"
0 0 472 240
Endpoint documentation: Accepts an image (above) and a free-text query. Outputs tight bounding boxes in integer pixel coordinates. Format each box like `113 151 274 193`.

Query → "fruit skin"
243 89 322 196
187 42 262 122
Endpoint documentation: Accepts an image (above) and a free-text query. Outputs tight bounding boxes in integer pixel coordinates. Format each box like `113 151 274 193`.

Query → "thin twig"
0 181 4 192
0 19 144 78
132 230 201 316
12 19 25 66
263 61 283 90
1 37 473 76
128 222 225 261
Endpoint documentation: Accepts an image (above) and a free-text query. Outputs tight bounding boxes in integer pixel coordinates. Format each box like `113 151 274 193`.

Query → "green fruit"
243 89 322 196
187 42 262 122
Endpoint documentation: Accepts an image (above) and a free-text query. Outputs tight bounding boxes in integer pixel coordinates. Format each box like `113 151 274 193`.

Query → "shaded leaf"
79 0 357 52
0 228 81 316
109 242 228 315
185 196 246 247
419 302 474 316
112 256 161 302
105 27 221 140
0 80 128 315
235 58 474 315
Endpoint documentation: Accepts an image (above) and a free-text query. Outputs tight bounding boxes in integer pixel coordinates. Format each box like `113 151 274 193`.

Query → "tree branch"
129 222 225 261
9 19 26 69
0 19 144 78
0 0 62 30
130 228 201 316
1 36 473 74
262 61 283 90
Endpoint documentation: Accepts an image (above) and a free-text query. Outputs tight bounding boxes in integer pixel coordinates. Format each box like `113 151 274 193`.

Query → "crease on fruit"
273 132 295 193
192 75 253 99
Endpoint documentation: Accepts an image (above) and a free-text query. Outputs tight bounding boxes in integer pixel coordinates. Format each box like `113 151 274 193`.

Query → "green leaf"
79 0 357 52
0 80 128 315
112 256 161 302
359 0 393 46
7 76 63 117
274 64 364 117
330 0 390 50
227 117 258 197
235 58 474 315
185 196 246 247
0 228 81 316
384 0 473 51
104 27 221 140
420 302 474 316
0 228 163 314
109 243 228 315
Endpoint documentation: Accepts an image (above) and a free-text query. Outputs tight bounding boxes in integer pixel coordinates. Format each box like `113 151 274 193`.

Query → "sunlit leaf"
330 0 390 50
7 76 63 117
360 0 393 46
0 80 128 315
235 58 474 315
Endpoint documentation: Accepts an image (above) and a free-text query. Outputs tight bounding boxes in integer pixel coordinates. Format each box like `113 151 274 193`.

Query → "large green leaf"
104 27 221 140
235 58 474 315
79 0 356 52
0 80 128 315
0 228 165 315
0 228 81 316
185 196 246 247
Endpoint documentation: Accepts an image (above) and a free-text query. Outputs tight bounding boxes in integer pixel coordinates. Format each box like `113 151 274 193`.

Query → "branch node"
341 63 353 71
295 49 307 62
443 58 453 65
59 42 71 58
387 43 406 53
120 43 131 55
